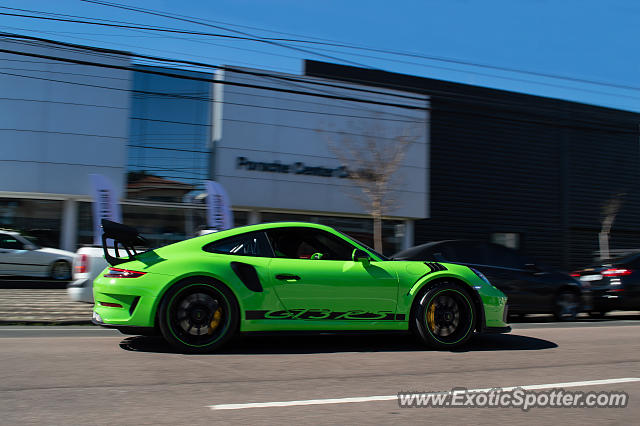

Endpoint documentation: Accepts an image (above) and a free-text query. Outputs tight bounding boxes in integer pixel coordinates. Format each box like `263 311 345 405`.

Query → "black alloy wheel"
50 260 71 280
413 282 476 349
158 279 238 353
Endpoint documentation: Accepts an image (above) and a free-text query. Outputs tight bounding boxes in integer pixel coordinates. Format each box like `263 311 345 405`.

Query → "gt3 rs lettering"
245 309 406 321
264 309 332 320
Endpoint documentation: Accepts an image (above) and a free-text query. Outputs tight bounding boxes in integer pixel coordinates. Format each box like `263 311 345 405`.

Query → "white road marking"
208 377 640 410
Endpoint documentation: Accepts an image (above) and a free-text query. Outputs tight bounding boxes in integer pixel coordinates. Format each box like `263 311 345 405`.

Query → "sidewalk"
0 289 92 324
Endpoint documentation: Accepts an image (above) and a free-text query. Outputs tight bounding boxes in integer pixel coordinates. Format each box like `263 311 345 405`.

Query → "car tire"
588 311 608 319
412 281 476 350
158 278 239 353
553 290 580 321
50 260 71 280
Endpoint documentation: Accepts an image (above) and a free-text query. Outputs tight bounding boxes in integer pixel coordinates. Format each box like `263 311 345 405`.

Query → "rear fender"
150 271 241 325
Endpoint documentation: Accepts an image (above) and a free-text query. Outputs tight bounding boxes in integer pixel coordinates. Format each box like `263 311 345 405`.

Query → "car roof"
196 221 339 241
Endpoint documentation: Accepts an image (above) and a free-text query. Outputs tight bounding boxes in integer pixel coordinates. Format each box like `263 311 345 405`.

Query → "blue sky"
1 0 639 112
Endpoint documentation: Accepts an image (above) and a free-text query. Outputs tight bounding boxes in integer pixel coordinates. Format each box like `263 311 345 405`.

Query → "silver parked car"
0 230 74 280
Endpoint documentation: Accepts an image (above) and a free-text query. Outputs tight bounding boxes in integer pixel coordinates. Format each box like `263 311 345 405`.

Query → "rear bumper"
92 274 163 328
67 280 93 303
590 289 629 311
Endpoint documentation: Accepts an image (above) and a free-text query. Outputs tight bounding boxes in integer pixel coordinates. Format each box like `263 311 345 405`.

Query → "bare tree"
323 123 417 253
599 192 625 260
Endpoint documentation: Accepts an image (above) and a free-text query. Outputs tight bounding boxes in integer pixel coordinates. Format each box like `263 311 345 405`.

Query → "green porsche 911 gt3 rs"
92 220 509 352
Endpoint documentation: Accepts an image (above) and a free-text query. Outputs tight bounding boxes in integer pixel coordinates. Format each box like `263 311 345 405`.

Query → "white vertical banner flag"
205 180 233 231
89 174 122 245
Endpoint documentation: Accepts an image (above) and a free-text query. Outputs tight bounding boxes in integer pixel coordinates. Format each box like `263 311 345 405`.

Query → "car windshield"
336 231 390 261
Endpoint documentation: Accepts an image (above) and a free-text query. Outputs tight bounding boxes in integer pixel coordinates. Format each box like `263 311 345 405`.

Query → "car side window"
0 234 23 250
203 232 273 257
266 228 355 261
486 244 525 269
443 242 487 265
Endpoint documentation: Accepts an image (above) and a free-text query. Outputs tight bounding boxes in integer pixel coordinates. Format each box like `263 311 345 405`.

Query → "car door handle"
275 274 301 281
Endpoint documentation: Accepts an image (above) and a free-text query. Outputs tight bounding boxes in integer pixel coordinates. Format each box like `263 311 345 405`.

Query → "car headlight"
470 268 491 286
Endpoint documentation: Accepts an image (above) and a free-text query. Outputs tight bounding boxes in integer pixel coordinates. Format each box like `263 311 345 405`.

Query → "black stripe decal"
246 310 405 321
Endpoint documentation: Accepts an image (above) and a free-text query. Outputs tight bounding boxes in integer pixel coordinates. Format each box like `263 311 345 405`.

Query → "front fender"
396 262 509 330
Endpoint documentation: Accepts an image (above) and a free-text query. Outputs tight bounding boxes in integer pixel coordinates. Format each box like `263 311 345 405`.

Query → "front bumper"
475 283 510 331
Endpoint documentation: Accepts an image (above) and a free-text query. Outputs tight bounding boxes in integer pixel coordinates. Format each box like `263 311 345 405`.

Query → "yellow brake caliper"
208 308 223 335
427 302 436 332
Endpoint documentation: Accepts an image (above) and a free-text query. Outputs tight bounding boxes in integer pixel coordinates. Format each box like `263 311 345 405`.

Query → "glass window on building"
0 198 63 248
491 232 521 250
77 201 94 247
127 65 211 206
232 210 248 227
260 212 403 256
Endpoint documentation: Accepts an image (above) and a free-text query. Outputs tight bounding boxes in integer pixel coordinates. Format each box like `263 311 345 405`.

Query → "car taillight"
75 254 88 274
570 272 580 277
104 268 146 278
601 268 632 277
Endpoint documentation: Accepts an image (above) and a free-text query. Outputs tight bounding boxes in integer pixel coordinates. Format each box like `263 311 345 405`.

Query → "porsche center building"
0 36 427 256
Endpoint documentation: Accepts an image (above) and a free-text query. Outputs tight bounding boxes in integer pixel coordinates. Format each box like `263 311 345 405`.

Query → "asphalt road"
1 322 639 425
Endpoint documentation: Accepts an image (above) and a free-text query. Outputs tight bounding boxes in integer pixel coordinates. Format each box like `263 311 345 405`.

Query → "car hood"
37 247 75 259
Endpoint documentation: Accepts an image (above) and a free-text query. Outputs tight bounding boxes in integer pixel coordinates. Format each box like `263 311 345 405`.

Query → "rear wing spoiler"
100 219 148 266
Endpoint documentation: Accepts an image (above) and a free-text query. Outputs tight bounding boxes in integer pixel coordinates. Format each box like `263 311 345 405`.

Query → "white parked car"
67 246 108 303
0 230 74 280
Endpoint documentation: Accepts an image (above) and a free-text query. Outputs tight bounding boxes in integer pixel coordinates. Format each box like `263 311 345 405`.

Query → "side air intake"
425 262 447 273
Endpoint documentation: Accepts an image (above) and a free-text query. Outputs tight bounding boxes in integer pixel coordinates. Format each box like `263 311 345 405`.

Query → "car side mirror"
310 252 324 260
352 249 370 264
24 244 36 250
